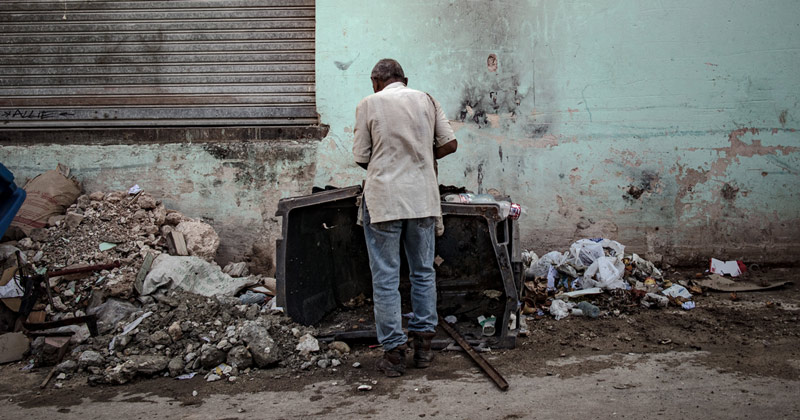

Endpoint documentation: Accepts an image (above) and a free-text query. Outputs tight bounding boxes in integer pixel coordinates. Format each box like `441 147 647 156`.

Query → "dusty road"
2 268 799 419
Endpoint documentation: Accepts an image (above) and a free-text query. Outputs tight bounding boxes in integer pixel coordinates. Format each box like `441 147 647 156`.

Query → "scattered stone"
168 356 184 377
358 385 373 391
296 334 320 354
175 221 220 261
331 359 341 367
78 350 104 369
329 341 350 355
226 346 253 370
56 373 67 380
65 212 85 229
352 362 361 368
240 321 280 367
56 360 77 374
103 360 137 385
128 355 169 375
207 374 221 382
317 359 330 369
199 344 227 369
223 262 249 277
166 321 183 341
137 194 157 210
89 191 105 201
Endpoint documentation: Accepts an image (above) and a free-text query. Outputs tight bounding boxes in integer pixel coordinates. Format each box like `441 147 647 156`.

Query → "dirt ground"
1 267 799 419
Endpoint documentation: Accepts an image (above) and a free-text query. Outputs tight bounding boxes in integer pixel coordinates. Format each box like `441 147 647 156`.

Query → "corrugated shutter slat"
0 0 316 127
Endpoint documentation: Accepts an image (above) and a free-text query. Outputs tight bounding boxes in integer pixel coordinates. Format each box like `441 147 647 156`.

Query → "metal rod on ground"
47 262 120 277
438 320 509 391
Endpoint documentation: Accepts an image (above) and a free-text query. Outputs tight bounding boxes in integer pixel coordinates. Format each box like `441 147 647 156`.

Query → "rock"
240 321 280 367
152 205 167 226
199 344 227 369
137 194 157 210
103 360 137 385
296 334 320 354
28 228 49 242
245 304 259 320
17 238 35 249
331 359 341 367
223 262 249 277
78 350 104 369
142 255 256 297
51 296 68 312
184 352 197 364
56 359 77 374
358 385 372 391
168 321 183 341
352 362 361 368
317 359 329 369
206 374 221 382
47 215 65 227
226 346 253 370
168 356 184 377
56 373 67 380
89 191 105 201
164 212 183 226
151 330 172 346
216 339 230 351
175 221 220 261
64 212 85 229
127 355 169 375
87 298 139 334
329 341 350 355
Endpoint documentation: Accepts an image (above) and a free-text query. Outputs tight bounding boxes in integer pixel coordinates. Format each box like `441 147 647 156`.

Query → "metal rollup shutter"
0 0 316 128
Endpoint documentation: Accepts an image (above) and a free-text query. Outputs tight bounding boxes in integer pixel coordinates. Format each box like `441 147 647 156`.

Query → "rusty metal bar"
439 320 509 391
47 262 120 277
24 314 99 337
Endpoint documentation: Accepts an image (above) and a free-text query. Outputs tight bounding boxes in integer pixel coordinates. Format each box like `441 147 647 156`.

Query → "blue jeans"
363 204 438 351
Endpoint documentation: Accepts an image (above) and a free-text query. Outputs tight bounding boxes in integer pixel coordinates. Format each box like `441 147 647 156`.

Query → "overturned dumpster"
275 185 522 348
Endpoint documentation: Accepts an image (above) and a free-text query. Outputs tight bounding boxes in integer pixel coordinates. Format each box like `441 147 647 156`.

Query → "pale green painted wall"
2 0 799 266
315 0 800 263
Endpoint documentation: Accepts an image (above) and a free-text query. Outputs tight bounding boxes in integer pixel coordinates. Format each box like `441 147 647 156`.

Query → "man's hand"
434 139 458 160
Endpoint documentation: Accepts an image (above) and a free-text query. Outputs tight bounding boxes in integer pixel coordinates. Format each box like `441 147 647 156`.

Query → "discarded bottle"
576 301 600 318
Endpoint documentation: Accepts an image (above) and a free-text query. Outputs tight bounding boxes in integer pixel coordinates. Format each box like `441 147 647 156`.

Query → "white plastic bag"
527 251 567 278
582 256 626 290
569 239 605 269
549 299 575 321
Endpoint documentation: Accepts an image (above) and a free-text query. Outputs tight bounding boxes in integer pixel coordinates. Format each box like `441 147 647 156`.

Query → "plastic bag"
549 299 575 321
582 256 626 290
569 239 605 269
527 251 568 278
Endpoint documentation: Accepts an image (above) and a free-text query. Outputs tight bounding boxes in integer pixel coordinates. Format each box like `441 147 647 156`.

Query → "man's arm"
353 100 372 169
434 139 457 159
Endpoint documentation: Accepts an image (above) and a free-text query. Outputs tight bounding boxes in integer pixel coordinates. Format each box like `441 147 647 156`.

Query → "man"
353 58 458 377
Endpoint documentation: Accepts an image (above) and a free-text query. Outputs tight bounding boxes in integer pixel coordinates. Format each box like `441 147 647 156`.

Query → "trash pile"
0 167 348 386
521 238 700 322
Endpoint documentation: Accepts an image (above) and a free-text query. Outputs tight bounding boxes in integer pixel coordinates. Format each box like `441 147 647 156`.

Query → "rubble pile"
521 238 700 321
2 180 345 386
26 290 351 385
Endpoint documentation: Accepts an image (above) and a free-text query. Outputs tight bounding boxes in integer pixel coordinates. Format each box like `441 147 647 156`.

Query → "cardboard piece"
699 274 793 292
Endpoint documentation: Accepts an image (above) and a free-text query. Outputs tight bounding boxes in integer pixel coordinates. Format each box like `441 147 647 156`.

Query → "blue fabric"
363 203 438 351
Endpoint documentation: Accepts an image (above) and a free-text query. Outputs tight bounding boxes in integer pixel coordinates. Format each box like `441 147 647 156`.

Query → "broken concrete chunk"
226 345 253 370
175 221 220 262
127 355 169 375
295 334 320 354
142 255 256 297
56 359 77 374
167 321 183 342
240 321 280 367
223 262 249 277
164 212 183 226
150 330 172 346
199 344 226 369
137 194 157 210
329 341 351 355
168 356 184 377
89 191 105 201
78 350 105 369
102 360 137 384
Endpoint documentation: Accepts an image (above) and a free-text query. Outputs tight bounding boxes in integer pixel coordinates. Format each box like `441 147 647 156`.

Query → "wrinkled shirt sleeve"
353 99 372 164
431 96 456 148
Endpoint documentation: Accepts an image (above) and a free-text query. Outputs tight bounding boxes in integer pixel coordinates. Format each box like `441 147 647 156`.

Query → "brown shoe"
409 330 436 368
376 344 407 377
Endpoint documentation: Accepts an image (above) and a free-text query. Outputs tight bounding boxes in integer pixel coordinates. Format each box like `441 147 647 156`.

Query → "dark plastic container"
275 185 522 348
0 163 27 238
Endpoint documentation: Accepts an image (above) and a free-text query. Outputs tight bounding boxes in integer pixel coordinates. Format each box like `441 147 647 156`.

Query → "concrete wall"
2 0 799 267
315 0 800 264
